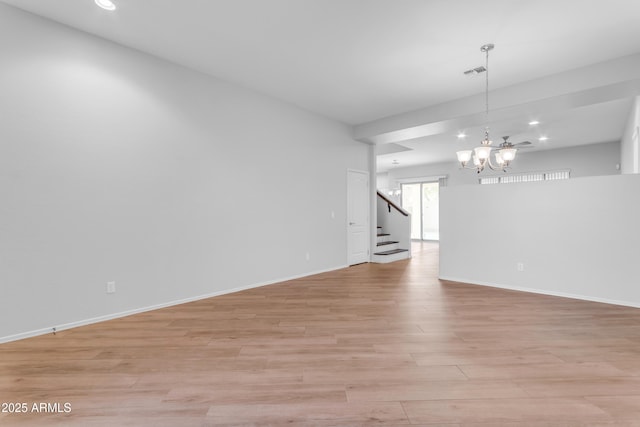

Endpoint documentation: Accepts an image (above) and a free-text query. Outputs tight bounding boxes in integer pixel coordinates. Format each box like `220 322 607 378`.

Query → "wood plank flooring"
2 242 640 426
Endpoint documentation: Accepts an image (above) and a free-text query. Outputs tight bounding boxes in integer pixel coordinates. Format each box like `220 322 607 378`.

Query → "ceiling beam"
355 53 640 145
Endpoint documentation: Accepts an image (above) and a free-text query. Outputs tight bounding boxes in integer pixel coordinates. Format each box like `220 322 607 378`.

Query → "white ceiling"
3 0 640 170
377 98 634 171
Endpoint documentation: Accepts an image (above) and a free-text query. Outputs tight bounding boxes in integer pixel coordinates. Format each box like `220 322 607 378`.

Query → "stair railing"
376 191 409 216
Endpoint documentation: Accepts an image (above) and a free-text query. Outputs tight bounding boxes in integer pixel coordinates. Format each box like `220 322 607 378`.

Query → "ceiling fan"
495 136 533 149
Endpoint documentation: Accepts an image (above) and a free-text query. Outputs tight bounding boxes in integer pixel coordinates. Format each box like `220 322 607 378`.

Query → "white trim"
0 264 348 344
438 275 640 309
395 175 447 184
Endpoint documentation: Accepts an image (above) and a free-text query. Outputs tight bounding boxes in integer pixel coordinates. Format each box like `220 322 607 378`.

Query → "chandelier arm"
486 157 508 172
459 164 478 170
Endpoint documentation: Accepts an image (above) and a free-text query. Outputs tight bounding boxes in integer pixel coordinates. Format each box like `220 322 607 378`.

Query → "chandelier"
456 44 517 173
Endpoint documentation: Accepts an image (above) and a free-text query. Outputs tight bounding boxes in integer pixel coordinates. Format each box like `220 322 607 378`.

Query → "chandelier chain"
485 46 489 120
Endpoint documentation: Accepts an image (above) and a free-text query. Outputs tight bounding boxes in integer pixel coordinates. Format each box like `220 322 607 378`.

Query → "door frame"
399 176 444 241
347 169 370 265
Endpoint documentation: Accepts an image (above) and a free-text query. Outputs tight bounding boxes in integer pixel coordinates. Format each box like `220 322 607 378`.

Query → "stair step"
374 248 409 256
377 240 399 247
377 233 390 237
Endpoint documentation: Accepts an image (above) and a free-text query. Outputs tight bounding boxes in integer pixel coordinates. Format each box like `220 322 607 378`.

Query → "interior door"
633 126 638 173
347 169 370 265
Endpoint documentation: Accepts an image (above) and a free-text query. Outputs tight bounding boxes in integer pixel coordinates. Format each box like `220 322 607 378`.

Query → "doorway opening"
401 181 439 241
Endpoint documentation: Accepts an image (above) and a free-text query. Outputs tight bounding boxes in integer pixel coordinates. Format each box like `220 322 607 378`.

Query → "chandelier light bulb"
474 145 492 160
500 148 517 162
456 150 472 166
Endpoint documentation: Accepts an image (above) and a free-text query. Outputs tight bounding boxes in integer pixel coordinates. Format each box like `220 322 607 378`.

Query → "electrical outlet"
305 252 310 261
517 262 525 272
106 281 116 294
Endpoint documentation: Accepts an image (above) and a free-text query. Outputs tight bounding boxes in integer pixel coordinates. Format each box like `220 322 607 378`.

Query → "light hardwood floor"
2 242 640 426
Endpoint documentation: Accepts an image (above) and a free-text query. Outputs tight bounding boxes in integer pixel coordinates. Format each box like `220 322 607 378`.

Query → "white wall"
621 96 640 174
0 5 369 342
381 141 620 190
376 172 390 192
440 174 640 307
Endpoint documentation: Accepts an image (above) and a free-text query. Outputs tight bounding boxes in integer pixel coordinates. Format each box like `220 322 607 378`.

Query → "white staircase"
372 226 410 263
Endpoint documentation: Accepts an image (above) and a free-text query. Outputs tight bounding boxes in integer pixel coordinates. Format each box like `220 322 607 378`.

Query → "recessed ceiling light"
538 136 548 141
529 120 540 126
457 132 466 139
95 0 116 11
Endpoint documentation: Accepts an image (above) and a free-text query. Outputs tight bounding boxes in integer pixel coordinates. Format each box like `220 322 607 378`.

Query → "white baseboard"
438 275 640 309
0 264 348 344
